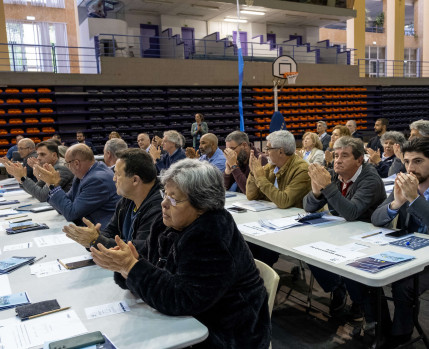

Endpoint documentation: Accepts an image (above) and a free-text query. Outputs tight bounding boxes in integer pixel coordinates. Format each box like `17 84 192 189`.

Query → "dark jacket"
352 131 363 140
23 151 38 182
21 161 74 202
48 161 119 228
388 157 406 176
303 163 386 222
95 181 162 252
155 148 186 172
320 133 331 151
115 209 271 349
374 154 396 178
371 192 429 234
224 145 267 193
367 135 384 153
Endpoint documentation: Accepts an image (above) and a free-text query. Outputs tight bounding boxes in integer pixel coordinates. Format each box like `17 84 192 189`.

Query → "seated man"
37 144 120 228
317 121 331 151
366 118 388 153
137 133 151 152
371 138 429 346
246 130 310 266
4 141 73 202
63 149 162 253
6 135 23 160
149 130 186 172
103 138 128 169
198 133 226 173
18 138 38 181
346 120 363 140
304 136 386 318
224 130 267 193
73 131 97 154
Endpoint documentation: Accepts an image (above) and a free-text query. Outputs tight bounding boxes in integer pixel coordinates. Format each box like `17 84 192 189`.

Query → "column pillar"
386 0 405 77
346 0 365 76
0 0 10 71
419 0 429 77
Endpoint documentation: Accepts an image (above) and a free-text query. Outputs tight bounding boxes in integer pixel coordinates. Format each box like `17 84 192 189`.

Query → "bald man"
137 133 151 152
17 138 37 181
37 143 120 228
198 133 226 173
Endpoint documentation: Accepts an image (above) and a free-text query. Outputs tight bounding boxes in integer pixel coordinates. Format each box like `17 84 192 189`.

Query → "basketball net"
283 72 299 85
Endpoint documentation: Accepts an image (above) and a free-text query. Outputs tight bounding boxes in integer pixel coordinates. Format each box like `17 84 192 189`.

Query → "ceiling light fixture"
26 16 35 20
224 18 248 23
191 4 219 10
240 10 265 15
176 13 204 17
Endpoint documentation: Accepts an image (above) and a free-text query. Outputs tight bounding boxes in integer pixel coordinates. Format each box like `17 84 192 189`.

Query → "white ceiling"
84 0 356 28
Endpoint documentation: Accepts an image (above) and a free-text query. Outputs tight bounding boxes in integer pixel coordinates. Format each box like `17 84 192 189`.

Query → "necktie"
341 181 353 197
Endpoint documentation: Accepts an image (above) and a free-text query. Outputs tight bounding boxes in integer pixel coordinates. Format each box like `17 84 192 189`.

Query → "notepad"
0 292 30 311
0 256 36 274
347 251 415 273
390 236 429 250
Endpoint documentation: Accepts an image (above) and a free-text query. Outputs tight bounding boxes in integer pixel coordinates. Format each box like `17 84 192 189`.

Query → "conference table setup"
226 192 429 347
0 183 208 349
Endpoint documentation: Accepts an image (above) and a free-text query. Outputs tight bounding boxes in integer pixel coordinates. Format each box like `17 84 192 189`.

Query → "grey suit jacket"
303 163 386 222
371 192 429 233
21 161 74 202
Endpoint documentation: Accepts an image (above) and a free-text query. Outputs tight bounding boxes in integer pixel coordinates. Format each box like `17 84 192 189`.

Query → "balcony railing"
358 58 428 78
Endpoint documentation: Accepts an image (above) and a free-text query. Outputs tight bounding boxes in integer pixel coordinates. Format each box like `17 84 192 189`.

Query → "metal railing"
0 42 99 74
358 58 429 78
95 33 354 65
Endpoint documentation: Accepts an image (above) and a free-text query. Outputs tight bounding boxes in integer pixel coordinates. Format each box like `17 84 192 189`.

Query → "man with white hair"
149 130 186 172
104 138 128 169
346 120 363 140
137 133 151 152
409 119 429 140
316 121 331 151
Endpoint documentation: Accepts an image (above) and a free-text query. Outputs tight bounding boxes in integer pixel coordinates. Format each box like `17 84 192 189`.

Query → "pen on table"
362 231 382 239
5 215 28 220
17 204 31 209
21 307 71 321
29 255 46 265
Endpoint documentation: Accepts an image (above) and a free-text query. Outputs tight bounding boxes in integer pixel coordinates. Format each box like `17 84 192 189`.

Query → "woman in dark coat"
91 159 271 349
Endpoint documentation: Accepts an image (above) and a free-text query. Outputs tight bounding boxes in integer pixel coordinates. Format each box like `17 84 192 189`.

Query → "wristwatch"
20 176 26 183
231 165 238 170
49 184 56 191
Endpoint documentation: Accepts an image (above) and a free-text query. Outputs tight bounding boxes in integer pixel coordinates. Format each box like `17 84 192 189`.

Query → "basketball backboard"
272 55 298 78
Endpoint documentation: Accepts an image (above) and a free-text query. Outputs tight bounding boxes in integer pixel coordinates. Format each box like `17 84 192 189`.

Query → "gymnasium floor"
271 257 428 349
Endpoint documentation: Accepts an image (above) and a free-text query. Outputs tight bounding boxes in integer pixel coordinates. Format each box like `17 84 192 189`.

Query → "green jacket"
246 154 311 209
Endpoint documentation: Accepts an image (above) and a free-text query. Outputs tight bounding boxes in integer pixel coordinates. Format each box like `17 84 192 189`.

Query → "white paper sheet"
293 241 366 264
30 260 69 277
59 254 92 265
238 222 278 236
0 209 18 216
0 310 87 349
85 301 130 320
350 228 406 245
0 178 18 186
231 200 278 212
0 275 11 296
2 190 25 197
33 234 76 247
3 242 33 251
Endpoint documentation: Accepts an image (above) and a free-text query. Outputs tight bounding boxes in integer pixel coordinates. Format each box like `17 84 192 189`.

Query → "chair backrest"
255 259 280 317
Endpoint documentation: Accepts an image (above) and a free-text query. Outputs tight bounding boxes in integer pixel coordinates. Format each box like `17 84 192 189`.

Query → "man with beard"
246 130 311 266
371 138 429 347
197 133 226 172
224 131 267 193
366 118 388 153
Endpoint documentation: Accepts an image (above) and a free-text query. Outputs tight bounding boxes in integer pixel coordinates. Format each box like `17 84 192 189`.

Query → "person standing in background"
191 113 208 150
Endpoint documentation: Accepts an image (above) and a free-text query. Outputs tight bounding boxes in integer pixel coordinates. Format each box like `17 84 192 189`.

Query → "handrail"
358 58 428 78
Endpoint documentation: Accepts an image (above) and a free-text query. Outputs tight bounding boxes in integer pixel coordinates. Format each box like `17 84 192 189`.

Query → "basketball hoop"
283 72 299 85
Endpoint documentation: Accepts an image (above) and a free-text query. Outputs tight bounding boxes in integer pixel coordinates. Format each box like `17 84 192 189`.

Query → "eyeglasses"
64 159 78 168
228 143 243 151
264 147 280 152
160 190 188 207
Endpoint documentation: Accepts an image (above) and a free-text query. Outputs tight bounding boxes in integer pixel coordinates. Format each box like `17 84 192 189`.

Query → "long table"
0 190 208 349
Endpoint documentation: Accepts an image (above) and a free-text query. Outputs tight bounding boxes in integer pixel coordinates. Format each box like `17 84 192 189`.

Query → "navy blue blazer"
47 161 120 228
155 148 186 172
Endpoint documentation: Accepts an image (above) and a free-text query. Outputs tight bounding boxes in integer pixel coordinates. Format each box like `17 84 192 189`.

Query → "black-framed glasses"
264 147 280 152
228 142 243 151
160 190 188 207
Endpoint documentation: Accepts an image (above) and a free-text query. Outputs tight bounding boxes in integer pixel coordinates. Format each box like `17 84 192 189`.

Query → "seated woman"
297 132 324 165
367 131 405 178
90 159 271 349
324 125 351 169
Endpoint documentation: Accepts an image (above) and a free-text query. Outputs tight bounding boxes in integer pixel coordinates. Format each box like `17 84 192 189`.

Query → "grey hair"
410 119 429 137
104 138 128 157
380 131 406 145
346 120 357 127
18 138 35 150
333 136 365 160
160 159 225 211
164 130 183 148
225 131 249 145
266 130 296 155
317 121 327 129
